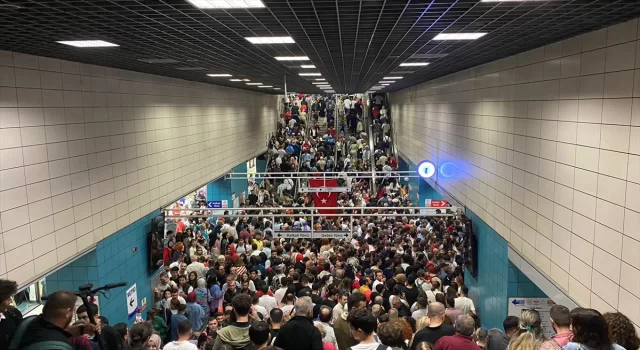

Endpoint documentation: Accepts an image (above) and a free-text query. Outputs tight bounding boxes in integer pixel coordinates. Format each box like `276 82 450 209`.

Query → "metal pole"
284 75 288 97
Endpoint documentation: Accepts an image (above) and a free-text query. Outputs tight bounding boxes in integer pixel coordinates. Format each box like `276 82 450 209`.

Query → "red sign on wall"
425 199 449 208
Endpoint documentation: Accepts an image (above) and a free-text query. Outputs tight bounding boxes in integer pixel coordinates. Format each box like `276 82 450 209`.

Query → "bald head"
42 291 78 328
427 302 446 317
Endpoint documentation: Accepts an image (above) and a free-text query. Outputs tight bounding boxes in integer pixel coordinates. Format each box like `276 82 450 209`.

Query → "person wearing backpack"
10 291 94 350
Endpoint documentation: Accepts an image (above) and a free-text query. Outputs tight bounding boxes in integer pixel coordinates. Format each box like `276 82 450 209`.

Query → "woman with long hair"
129 322 154 350
240 272 256 292
188 271 198 290
603 312 640 350
508 309 559 350
563 308 625 350
425 280 443 304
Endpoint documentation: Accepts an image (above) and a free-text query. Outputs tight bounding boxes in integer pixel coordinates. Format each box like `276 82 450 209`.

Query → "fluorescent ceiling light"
312 82 326 85
57 40 119 47
299 73 321 76
379 81 395 83
245 36 295 44
258 85 273 88
187 0 265 9
300 65 316 68
481 0 549 1
433 32 487 40
242 79 250 82
315 78 326 81
176 67 206 71
246 83 262 85
273 88 281 90
275 56 310 61
207 74 232 77
383 76 403 79
381 84 390 86
229 79 242 81
399 62 429 67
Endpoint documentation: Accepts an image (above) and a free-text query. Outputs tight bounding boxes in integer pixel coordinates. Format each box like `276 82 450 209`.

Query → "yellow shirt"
252 239 263 250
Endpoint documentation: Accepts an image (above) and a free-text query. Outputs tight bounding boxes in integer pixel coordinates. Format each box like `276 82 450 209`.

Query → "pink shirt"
552 332 573 348
323 342 336 350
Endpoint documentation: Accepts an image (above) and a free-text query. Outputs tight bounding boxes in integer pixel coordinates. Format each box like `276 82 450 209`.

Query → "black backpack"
9 316 73 350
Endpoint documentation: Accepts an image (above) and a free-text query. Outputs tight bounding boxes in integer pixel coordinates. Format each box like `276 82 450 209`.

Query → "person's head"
348 308 378 341
295 296 314 319
232 293 252 318
249 321 271 347
446 296 456 308
570 308 613 349
270 308 284 325
549 305 571 332
414 342 433 350
347 292 367 311
427 302 446 321
0 279 18 313
460 285 469 297
319 305 333 323
146 334 162 350
42 291 79 328
76 303 100 325
215 312 225 324
391 295 403 310
455 315 476 337
339 292 349 307
475 328 488 346
508 309 545 350
377 319 406 348
208 317 219 331
416 316 431 332
603 312 640 350
177 320 192 340
129 322 153 349
503 316 520 337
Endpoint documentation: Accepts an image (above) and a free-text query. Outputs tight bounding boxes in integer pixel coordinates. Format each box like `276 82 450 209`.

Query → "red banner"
308 178 338 215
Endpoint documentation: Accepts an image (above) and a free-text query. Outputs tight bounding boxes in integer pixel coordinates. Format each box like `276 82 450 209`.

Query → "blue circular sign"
417 160 435 179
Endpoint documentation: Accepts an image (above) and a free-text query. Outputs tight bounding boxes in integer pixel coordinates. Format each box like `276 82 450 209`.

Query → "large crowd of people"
1 93 639 350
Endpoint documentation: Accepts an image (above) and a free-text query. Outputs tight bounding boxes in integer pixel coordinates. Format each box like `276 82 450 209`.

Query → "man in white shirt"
344 97 352 113
258 285 278 318
455 286 476 315
164 319 198 350
185 256 207 279
332 293 348 322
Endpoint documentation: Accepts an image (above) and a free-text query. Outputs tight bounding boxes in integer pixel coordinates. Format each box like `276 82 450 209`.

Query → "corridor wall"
392 18 640 327
0 50 277 287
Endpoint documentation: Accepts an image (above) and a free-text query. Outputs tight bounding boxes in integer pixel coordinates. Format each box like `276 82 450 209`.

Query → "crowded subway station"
1 1 640 350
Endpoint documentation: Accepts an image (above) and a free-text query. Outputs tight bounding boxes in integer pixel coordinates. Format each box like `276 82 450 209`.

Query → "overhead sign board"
274 231 312 239
299 187 350 193
314 231 351 239
207 200 228 209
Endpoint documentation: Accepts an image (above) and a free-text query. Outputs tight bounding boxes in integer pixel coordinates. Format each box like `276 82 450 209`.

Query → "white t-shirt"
163 340 198 350
455 296 476 315
349 343 391 350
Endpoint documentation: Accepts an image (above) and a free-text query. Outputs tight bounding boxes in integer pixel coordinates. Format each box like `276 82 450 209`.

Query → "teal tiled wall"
46 210 162 326
464 208 510 331
507 261 549 299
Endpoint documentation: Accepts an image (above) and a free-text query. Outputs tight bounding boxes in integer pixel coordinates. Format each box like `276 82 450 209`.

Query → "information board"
126 284 138 320
508 298 556 338
274 231 312 239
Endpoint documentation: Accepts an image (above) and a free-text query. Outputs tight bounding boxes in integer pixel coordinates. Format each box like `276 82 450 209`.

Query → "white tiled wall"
0 51 277 286
392 19 640 326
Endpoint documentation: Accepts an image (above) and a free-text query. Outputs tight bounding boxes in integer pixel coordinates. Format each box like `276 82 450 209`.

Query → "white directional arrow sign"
312 231 351 239
274 231 312 239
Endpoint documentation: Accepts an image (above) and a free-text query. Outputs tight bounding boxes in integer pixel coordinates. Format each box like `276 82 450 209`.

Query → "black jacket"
274 316 323 350
0 307 22 350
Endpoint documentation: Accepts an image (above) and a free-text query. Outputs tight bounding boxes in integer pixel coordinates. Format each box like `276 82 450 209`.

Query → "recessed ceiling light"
57 40 119 47
399 62 429 67
275 56 310 61
242 79 250 82
433 33 487 40
383 76 403 79
246 83 262 85
187 0 265 9
315 78 326 81
246 36 295 44
207 74 232 77
299 73 321 76
300 65 316 68
230 79 242 81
